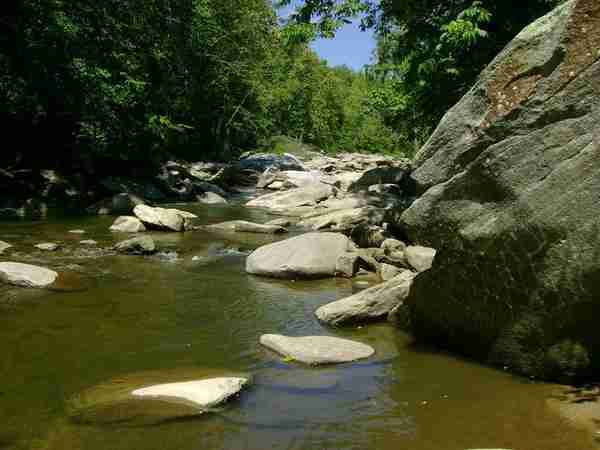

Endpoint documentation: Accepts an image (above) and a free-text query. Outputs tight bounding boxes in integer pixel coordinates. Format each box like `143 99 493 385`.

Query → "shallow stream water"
0 197 594 450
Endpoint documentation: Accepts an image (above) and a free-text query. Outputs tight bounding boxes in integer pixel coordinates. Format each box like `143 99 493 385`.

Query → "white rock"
110 216 147 233
133 205 197 232
79 240 98 246
132 377 248 410
207 220 287 234
0 262 58 288
246 232 354 279
0 241 13 253
259 334 374 365
35 243 60 251
405 245 437 272
246 184 334 213
316 271 415 326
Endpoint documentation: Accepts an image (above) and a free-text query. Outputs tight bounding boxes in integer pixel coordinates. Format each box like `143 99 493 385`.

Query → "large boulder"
316 271 415 326
0 262 58 288
133 205 197 232
400 0 600 381
348 163 412 193
246 232 354 279
246 184 334 213
259 334 374 365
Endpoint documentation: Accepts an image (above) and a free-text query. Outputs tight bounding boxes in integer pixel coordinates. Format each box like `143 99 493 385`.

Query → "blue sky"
277 2 376 71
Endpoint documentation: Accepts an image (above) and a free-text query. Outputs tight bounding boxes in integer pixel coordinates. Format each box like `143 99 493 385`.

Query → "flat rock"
246 232 354 279
0 241 13 253
259 334 374 365
207 220 287 234
316 271 415 326
110 216 147 233
114 236 156 255
0 262 58 288
132 377 248 409
68 229 86 234
298 207 385 232
197 192 228 204
35 243 60 251
246 184 334 212
79 240 98 246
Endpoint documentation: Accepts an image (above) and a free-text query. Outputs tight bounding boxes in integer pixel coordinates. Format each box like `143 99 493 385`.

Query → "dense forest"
1 0 564 175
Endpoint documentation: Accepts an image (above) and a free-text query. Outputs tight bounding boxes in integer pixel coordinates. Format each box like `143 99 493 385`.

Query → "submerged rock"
316 271 415 326
109 216 147 233
0 241 12 253
207 220 287 234
400 0 600 380
68 368 249 426
246 232 354 279
0 262 58 288
259 334 374 365
114 236 156 255
197 192 228 204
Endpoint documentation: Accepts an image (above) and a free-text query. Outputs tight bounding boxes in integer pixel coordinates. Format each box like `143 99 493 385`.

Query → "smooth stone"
131 377 248 409
297 207 385 232
68 229 86 234
35 243 60 251
316 271 415 326
246 232 354 279
335 252 373 278
110 216 147 233
404 245 437 272
79 240 98 246
0 262 58 288
197 192 228 204
266 218 293 227
259 334 374 365
133 205 197 232
246 184 334 212
381 238 407 253
207 220 287 234
0 241 13 253
114 236 156 255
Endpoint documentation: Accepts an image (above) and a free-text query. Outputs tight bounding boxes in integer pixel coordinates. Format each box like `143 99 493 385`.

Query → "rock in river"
197 192 228 204
35 243 60 251
316 271 415 326
259 334 374 365
246 184 334 214
246 232 354 279
0 241 13 254
207 220 287 234
114 236 156 255
399 0 600 381
133 205 197 232
0 262 58 288
110 216 147 233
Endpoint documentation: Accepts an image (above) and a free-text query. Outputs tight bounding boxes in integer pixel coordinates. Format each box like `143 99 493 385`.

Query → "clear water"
0 198 593 450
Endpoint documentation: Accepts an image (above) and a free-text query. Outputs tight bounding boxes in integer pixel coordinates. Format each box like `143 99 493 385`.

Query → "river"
0 195 594 450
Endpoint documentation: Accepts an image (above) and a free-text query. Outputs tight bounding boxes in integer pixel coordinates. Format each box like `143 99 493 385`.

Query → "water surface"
0 200 594 450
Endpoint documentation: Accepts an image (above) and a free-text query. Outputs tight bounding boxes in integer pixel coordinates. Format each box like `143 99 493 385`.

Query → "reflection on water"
0 201 595 450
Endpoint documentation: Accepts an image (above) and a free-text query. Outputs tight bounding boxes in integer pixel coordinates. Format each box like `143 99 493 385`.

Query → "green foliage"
284 0 567 148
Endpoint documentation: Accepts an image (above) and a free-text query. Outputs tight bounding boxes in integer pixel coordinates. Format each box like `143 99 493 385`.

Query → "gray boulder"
259 334 374 365
349 164 412 193
335 252 372 278
316 271 415 326
110 216 147 233
0 262 58 288
400 0 600 381
378 263 404 281
207 220 287 234
114 236 156 255
350 224 389 248
298 207 385 232
238 152 305 172
246 232 354 279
